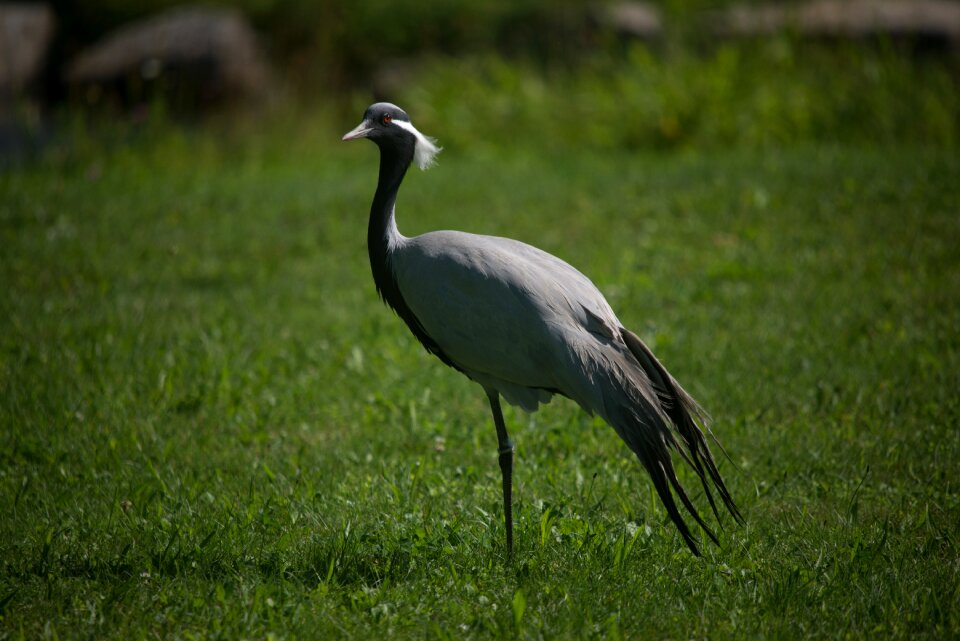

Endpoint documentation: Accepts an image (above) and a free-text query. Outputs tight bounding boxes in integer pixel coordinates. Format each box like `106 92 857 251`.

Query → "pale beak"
342 120 374 141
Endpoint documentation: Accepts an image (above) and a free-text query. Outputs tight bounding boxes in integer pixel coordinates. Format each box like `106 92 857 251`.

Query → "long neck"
368 142 412 302
363 138 458 370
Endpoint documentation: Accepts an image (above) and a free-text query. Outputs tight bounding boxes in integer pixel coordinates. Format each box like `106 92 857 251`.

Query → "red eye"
382 114 392 125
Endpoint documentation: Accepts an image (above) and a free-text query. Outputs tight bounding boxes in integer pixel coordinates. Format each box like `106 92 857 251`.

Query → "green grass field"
2 115 958 639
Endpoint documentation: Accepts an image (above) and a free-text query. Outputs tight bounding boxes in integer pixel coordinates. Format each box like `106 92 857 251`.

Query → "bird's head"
342 102 441 170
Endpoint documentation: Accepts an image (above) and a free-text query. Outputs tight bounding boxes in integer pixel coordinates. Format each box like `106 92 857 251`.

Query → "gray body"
344 102 742 556
396 230 638 414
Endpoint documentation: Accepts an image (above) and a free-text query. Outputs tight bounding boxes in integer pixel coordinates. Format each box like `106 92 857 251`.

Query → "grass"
397 41 960 152
1 112 959 640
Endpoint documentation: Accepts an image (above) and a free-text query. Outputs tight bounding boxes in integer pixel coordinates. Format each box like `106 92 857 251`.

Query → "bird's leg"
486 389 514 556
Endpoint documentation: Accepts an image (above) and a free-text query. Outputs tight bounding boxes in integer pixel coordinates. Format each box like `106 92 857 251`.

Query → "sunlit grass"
1 115 958 639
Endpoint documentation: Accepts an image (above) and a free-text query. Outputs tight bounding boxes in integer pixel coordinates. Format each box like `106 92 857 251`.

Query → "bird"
342 102 742 556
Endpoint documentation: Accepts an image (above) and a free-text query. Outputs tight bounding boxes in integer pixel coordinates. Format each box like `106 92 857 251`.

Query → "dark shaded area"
0 0 958 162
25 0 960 110
40 0 601 104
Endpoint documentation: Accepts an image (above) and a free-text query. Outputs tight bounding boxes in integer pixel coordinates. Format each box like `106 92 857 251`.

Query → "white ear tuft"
413 133 441 170
393 119 442 170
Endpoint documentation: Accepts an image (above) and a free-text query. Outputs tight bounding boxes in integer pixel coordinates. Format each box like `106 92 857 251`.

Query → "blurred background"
2 0 958 155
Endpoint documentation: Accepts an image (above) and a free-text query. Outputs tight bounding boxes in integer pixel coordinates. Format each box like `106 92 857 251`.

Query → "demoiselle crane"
343 102 742 556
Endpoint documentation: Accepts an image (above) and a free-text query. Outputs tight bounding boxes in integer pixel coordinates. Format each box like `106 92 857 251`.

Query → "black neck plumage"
366 138 457 369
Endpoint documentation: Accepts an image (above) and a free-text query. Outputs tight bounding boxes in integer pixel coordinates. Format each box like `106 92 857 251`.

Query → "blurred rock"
596 2 662 41
66 6 274 109
0 3 55 97
0 3 54 161
711 0 960 47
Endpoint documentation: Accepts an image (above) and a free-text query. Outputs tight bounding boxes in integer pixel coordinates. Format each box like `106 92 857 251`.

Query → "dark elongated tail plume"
603 328 743 555
621 328 743 526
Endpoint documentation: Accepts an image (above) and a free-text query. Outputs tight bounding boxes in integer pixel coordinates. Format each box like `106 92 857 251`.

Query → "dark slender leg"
486 389 514 556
